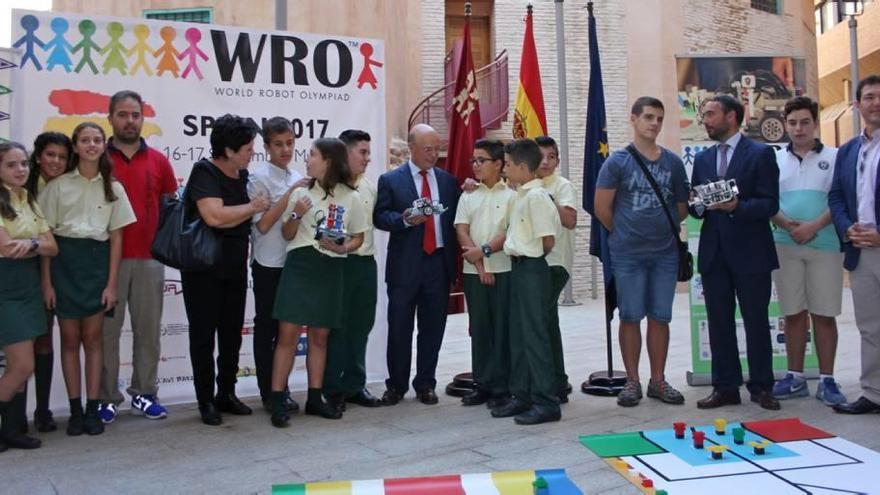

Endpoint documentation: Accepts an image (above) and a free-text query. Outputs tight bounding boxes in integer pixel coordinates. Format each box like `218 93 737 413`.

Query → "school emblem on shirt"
818 160 830 171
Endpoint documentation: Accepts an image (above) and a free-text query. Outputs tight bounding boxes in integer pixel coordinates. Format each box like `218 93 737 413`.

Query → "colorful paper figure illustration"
101 22 128 75
44 18 75 72
73 20 100 74
357 42 382 89
13 15 45 70
154 26 181 78
128 24 154 76
178 28 209 80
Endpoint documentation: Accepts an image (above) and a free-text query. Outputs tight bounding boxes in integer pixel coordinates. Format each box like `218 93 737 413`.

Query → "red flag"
445 15 484 186
513 5 547 139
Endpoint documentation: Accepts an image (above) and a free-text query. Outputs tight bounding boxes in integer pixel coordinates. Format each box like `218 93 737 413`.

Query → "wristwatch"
481 243 492 258
290 211 300 221
29 237 40 252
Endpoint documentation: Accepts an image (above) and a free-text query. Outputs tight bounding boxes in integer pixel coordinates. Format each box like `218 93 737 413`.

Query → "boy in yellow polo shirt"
454 139 515 409
492 139 561 425
535 136 577 403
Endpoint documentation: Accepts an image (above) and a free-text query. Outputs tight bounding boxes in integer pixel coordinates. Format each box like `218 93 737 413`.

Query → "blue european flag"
582 3 615 318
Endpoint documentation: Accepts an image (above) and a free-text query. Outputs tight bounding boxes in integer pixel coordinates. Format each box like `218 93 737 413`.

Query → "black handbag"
150 187 221 271
625 144 694 282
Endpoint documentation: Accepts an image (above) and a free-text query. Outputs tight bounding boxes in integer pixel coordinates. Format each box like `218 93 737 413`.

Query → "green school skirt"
0 257 47 346
273 246 344 328
52 236 109 319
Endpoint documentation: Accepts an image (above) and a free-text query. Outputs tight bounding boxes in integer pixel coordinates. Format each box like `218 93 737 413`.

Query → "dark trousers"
385 251 449 394
509 257 558 410
181 270 247 404
463 272 511 397
548 266 570 392
251 261 282 402
325 255 377 397
701 256 774 394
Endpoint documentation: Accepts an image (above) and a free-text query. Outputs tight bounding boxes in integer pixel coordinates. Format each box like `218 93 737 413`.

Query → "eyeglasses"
469 157 496 166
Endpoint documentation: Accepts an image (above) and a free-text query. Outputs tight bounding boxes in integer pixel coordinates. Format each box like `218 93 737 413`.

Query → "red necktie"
420 170 437 255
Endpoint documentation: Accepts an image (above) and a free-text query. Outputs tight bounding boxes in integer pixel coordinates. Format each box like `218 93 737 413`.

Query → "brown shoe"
750 391 781 411
697 389 741 409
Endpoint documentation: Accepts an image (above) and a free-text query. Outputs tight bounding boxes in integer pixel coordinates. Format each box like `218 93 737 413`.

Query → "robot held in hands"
313 204 352 246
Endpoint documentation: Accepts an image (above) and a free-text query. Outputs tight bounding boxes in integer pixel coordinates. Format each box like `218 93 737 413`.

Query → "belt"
511 254 544 263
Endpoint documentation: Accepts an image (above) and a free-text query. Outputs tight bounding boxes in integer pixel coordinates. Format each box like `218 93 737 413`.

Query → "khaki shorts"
773 243 844 317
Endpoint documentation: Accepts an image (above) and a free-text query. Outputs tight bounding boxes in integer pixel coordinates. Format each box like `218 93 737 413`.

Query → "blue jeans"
611 252 678 323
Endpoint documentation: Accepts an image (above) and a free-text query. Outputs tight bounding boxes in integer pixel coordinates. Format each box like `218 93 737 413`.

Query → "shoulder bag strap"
625 144 680 241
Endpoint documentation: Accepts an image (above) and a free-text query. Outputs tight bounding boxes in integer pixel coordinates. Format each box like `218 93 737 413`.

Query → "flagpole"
445 0 482 399
274 0 287 30
581 0 626 397
553 0 578 306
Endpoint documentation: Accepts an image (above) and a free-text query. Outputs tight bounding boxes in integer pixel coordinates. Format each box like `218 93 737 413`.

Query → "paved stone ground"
2 289 876 495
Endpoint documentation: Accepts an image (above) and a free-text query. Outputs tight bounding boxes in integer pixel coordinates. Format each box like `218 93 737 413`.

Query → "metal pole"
554 0 578 306
585 0 598 301
849 15 861 136
275 0 287 31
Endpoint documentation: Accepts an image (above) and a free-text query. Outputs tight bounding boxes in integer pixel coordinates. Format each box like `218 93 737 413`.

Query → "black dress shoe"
66 413 84 436
491 397 531 418
2 431 42 449
198 402 223 426
514 405 561 425
833 396 880 414
346 389 382 408
0 440 6 452
416 388 439 405
325 393 347 413
283 391 300 412
381 388 403 406
305 399 343 419
750 391 781 411
214 393 253 415
34 409 57 433
270 410 290 428
487 396 508 410
83 410 105 436
461 389 490 406
697 389 742 409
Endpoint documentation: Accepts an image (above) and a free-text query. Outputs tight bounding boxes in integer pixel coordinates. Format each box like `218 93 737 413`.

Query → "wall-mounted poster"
677 56 807 143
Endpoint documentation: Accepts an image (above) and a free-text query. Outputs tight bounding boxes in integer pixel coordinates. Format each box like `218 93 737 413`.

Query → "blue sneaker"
816 377 847 406
98 403 117 424
772 373 809 400
131 394 168 420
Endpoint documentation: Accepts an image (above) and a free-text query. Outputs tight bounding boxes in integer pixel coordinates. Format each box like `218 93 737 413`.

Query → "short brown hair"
783 96 818 121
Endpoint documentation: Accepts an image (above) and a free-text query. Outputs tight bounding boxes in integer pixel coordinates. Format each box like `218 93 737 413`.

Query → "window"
144 7 213 24
751 0 781 14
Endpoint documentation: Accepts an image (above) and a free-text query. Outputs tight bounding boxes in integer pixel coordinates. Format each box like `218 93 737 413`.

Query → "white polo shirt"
773 141 839 252
248 161 304 267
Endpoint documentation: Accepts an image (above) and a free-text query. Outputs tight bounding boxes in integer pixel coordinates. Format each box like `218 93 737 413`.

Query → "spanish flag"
512 4 547 139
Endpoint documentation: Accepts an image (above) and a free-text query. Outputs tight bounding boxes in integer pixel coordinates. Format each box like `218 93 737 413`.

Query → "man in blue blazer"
828 75 880 415
691 95 781 411
373 124 461 406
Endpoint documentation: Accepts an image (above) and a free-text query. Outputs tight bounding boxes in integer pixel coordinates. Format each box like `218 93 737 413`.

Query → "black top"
186 158 250 279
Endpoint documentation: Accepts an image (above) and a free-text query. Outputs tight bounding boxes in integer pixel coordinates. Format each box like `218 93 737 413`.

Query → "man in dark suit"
691 95 781 411
374 124 461 405
828 75 880 415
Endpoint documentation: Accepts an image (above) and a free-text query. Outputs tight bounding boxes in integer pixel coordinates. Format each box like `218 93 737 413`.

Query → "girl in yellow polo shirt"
0 141 59 451
39 123 136 437
268 138 367 426
23 132 72 433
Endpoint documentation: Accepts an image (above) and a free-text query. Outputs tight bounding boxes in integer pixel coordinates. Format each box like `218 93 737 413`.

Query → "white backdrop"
10 9 389 411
